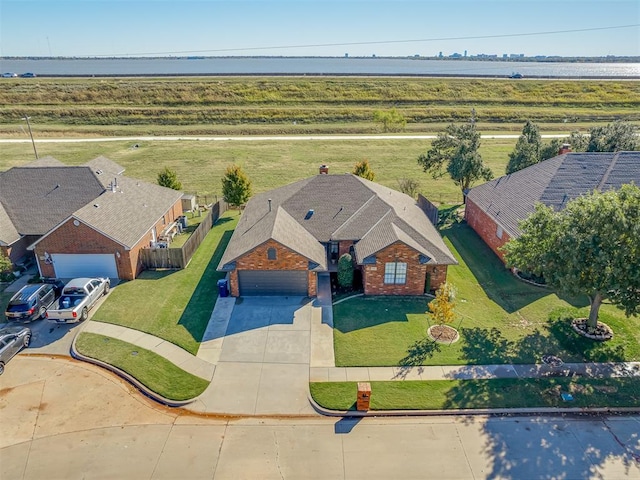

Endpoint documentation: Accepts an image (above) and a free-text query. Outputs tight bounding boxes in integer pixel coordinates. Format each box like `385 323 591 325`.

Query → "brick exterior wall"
464 198 511 263
34 199 183 280
338 240 355 258
35 219 134 279
362 241 448 295
2 237 29 264
229 239 317 297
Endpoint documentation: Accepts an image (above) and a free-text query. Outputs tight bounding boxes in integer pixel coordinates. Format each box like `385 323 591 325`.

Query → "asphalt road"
1 356 639 479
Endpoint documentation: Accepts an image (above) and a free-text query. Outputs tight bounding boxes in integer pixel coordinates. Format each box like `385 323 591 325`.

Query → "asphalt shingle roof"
218 174 456 270
467 151 640 237
0 157 182 249
0 166 106 239
72 175 183 248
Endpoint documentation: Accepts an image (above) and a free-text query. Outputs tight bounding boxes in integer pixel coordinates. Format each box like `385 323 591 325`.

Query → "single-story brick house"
218 170 457 297
465 151 640 262
0 156 183 280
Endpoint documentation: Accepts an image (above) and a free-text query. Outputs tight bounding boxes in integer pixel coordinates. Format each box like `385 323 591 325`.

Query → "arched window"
267 247 277 260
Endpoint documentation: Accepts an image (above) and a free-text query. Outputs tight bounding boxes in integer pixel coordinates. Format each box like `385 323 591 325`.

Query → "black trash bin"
217 279 229 297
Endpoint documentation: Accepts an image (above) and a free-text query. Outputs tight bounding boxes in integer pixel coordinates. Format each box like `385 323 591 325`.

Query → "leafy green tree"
157 167 182 190
587 121 638 152
0 250 13 282
428 282 456 326
337 253 354 288
373 108 407 133
222 164 252 208
506 120 541 174
397 177 420 198
417 121 493 199
539 138 564 162
566 130 589 152
565 122 637 154
506 122 572 174
352 159 375 181
503 184 640 333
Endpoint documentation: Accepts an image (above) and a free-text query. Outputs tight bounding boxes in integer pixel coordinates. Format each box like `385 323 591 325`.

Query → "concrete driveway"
189 296 325 415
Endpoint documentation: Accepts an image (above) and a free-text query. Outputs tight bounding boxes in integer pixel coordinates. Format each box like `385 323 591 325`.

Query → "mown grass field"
1 77 638 137
0 137 516 201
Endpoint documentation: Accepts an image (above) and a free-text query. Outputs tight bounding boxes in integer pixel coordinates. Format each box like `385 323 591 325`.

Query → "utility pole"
23 116 39 160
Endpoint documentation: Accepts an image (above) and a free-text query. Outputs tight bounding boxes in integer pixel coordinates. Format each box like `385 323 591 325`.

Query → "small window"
496 226 504 239
384 262 407 284
267 247 277 260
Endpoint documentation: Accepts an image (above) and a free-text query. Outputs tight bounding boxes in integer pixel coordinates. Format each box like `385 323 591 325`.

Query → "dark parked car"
21 72 37 78
0 325 31 375
5 283 57 322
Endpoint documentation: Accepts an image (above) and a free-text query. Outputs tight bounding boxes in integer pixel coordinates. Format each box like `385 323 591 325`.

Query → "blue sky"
1 0 638 57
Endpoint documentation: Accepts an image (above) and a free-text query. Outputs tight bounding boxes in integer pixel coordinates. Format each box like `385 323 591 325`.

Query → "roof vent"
305 209 315 220
94 203 99 208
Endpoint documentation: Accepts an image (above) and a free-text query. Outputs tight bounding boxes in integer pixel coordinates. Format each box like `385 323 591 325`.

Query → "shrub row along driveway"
91 212 239 354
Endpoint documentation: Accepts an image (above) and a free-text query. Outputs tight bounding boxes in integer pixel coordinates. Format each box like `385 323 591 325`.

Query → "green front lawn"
333 218 640 366
92 211 239 354
76 332 209 401
310 378 640 411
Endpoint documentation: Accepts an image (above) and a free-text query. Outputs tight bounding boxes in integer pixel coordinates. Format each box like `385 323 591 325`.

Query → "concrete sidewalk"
310 362 640 383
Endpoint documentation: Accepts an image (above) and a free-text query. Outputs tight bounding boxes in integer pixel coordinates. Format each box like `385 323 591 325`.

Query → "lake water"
1 57 639 78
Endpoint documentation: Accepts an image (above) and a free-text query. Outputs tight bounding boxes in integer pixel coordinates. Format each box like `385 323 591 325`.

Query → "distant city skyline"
0 1 638 58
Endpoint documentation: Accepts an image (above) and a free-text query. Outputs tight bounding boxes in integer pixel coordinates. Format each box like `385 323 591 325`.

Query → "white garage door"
52 254 118 279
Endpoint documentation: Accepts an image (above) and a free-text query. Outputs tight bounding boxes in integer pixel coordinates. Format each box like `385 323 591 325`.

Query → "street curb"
70 330 200 408
307 394 640 418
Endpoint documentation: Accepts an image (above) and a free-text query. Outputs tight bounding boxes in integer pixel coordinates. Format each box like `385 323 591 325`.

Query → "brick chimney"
558 143 571 155
319 164 329 174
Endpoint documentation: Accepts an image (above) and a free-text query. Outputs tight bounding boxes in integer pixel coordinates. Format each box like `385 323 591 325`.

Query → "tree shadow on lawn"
458 311 627 365
395 337 442 379
441 222 588 313
177 226 235 343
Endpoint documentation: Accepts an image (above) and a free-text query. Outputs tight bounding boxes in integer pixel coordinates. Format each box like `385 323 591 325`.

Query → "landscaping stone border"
571 318 614 341
427 324 460 344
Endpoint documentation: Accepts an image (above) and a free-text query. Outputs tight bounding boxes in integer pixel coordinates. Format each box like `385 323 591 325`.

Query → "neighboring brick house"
0 156 183 280
465 151 640 262
218 171 457 297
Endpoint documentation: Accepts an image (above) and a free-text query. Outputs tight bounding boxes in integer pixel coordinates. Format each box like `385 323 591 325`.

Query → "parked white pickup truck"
45 278 110 323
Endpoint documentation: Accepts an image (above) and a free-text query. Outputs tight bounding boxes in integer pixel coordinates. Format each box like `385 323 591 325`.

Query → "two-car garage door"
238 270 308 296
51 253 118 279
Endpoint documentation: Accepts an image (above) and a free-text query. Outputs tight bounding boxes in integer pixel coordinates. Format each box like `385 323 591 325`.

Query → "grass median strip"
310 378 640 411
76 332 209 401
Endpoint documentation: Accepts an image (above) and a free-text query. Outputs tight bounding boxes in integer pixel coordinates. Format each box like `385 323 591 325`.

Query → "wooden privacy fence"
417 194 439 226
140 200 227 270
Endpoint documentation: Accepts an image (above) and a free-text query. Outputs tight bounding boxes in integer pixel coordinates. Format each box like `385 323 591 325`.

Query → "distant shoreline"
3 56 637 78
3 55 640 64
11 73 640 80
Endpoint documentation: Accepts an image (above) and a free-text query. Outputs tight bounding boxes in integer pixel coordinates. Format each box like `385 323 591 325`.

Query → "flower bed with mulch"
427 324 460 344
571 318 614 341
